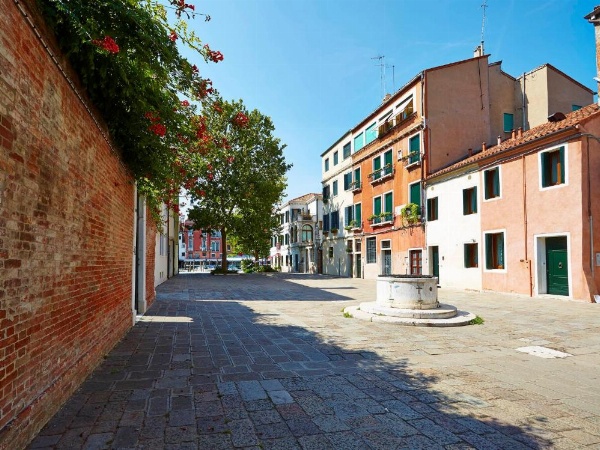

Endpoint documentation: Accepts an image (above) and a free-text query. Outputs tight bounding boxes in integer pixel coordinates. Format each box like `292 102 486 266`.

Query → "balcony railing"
368 164 394 183
350 180 362 191
368 213 393 226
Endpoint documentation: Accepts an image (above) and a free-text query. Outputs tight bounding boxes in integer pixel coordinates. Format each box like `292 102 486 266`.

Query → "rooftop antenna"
372 55 386 99
480 0 487 55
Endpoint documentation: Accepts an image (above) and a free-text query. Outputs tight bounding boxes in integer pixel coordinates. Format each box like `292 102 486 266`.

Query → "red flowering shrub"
149 123 167 137
204 44 224 63
169 30 178 42
92 35 119 54
233 112 249 128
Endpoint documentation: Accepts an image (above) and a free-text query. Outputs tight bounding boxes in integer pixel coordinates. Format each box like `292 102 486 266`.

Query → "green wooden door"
431 246 439 281
546 237 568 296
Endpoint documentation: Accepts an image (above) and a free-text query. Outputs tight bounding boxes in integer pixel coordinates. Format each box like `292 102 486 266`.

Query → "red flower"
195 79 214 99
227 156 234 164
203 44 224 63
192 64 199 74
233 112 249 128
149 123 167 137
213 103 223 113
180 99 190 107
92 36 119 54
169 30 178 42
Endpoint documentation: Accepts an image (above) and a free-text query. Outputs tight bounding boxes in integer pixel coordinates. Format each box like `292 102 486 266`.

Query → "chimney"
517 127 523 138
497 135 501 145
383 93 392 103
511 129 516 140
473 45 483 58
468 148 472 157
585 6 600 104
482 142 487 152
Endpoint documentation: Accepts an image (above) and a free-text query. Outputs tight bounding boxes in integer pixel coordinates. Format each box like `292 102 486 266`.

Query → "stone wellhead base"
345 275 476 327
344 304 476 327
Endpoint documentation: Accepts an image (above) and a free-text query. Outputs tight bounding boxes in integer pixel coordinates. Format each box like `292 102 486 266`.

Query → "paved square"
29 273 600 449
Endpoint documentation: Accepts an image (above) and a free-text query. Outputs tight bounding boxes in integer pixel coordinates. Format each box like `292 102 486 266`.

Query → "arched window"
301 225 313 242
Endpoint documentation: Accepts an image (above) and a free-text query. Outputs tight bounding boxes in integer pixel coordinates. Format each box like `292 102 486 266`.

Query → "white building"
270 193 323 273
321 131 356 277
425 167 482 290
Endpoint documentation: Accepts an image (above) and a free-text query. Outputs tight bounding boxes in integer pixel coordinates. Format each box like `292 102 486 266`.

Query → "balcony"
368 164 394 184
367 213 393 226
350 180 362 192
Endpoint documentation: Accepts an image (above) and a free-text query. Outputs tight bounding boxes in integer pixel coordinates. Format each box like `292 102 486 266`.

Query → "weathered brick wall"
0 1 137 448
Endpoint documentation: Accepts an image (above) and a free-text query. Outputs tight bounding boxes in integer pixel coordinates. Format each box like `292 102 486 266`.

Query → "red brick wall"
0 1 135 448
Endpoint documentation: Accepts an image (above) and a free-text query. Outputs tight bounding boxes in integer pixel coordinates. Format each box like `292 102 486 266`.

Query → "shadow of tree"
29 274 550 450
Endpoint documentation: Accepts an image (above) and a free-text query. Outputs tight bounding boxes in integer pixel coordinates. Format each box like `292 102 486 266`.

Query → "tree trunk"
221 227 228 273
253 250 259 262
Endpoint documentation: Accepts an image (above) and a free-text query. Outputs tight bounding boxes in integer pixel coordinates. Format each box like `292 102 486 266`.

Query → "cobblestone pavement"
29 273 600 449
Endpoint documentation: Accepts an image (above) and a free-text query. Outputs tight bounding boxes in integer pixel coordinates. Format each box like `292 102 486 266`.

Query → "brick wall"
0 1 139 448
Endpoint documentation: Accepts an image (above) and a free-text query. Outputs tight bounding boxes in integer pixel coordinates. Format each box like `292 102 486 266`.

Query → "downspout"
586 135 596 302
420 72 426 251
522 155 532 297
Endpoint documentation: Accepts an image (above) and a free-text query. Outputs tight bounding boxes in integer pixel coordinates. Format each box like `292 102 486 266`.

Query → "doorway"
382 250 392 275
430 246 439 283
356 254 362 278
546 236 568 295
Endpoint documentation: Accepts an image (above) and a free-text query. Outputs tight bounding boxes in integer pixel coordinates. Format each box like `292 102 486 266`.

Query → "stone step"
345 304 476 327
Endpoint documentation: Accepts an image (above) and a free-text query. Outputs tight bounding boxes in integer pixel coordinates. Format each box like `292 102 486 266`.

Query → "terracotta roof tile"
430 103 600 177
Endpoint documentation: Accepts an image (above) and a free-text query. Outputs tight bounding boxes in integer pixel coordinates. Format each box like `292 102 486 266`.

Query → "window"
372 155 381 180
354 133 364 152
328 246 334 258
343 172 352 191
285 211 289 223
366 237 376 263
408 134 420 164
409 182 421 214
409 250 422 275
463 187 477 215
330 210 339 230
301 225 313 242
323 214 330 232
464 243 478 268
333 151 339 166
484 167 501 200
373 195 382 219
427 197 438 221
397 96 414 122
383 149 393 176
572 105 582 111
485 232 505 270
332 180 338 196
503 113 514 132
541 147 565 188
344 206 353 227
371 150 393 181
365 122 377 145
353 167 361 190
324 158 329 172
354 203 362 226
343 142 351 159
284 234 289 245
211 241 220 252
322 184 330 201
383 192 393 222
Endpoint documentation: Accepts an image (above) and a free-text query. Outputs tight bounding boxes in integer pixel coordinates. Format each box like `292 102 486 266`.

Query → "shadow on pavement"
29 274 548 449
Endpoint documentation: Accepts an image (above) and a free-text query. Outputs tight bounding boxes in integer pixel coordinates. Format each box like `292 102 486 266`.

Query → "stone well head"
376 275 439 310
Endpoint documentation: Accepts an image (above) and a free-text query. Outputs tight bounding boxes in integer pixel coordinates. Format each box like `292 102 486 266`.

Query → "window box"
331 228 338 235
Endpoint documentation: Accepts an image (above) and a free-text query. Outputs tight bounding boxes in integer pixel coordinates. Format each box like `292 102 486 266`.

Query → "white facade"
270 194 323 273
154 204 169 287
425 169 482 290
321 132 355 277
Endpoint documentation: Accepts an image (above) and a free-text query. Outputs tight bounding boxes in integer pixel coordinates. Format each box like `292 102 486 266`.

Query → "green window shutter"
541 152 548 187
463 189 468 215
559 146 565 184
365 122 377 144
373 157 381 171
355 204 361 224
493 169 500 197
354 133 364 152
384 150 393 166
464 244 468 268
384 192 393 213
343 142 351 158
374 197 382 215
497 233 504 267
354 167 360 181
485 234 492 269
472 187 477 213
410 183 421 212
343 173 350 190
503 113 514 132
409 135 420 163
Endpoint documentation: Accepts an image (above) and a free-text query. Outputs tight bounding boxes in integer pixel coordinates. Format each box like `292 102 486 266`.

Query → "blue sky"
185 0 598 203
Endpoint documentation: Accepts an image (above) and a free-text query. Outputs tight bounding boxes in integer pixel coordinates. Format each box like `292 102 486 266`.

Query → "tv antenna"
372 55 386 99
480 0 487 54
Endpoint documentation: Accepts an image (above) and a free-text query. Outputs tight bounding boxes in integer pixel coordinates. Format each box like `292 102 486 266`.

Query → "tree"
187 98 290 272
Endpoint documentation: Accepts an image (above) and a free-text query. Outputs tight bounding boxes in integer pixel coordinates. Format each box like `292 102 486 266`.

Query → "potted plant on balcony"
367 214 379 222
331 228 338 235
401 203 420 226
344 220 358 231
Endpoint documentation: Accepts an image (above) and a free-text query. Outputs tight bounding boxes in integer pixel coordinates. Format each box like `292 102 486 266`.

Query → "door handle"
558 262 563 269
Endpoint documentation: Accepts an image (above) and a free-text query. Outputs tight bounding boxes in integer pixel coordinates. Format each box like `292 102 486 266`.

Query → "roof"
429 103 600 178
283 193 322 206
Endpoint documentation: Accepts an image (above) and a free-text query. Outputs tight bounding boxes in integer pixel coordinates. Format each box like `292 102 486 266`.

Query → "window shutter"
384 150 393 166
354 167 361 181
463 189 468 215
497 233 504 267
485 235 492 269
355 204 361 224
464 244 468 268
323 214 330 232
385 193 393 213
559 146 565 184
373 157 381 171
374 197 382 215
541 152 548 187
493 169 500 197
472 187 477 213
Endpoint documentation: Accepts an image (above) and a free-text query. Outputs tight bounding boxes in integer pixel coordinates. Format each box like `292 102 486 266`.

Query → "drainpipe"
522 155 533 297
522 73 527 130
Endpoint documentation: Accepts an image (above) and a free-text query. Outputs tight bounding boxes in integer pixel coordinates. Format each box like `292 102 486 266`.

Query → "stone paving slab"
27 272 600 449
